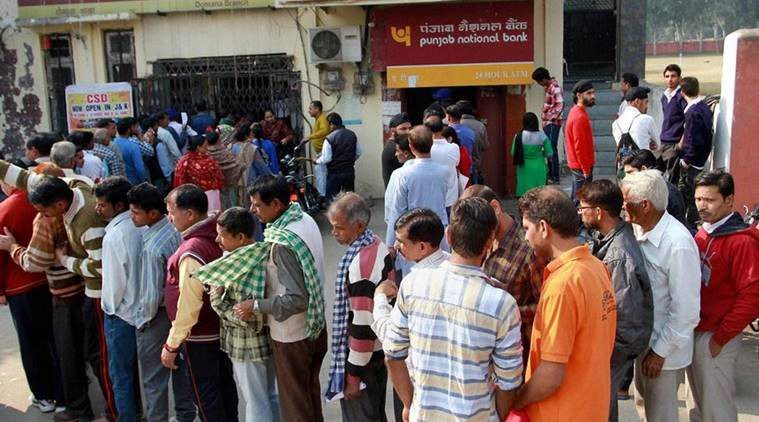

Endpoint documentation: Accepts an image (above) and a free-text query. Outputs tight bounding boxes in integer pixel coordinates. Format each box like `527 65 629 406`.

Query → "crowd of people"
0 63 756 422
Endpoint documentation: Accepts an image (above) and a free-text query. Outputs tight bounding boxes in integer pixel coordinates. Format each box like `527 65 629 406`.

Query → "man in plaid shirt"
203 207 278 422
532 67 564 184
463 185 545 361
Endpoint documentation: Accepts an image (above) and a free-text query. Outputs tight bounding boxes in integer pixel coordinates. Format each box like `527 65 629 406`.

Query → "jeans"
609 355 635 422
82 296 118 420
326 168 355 201
104 314 139 422
544 124 562 182
6 286 62 403
570 167 593 206
232 358 279 422
182 341 239 422
135 307 196 422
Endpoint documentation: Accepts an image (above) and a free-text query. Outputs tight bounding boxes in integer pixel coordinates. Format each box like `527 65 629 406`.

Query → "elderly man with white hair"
326 191 393 421
621 169 701 422
92 128 126 178
50 141 96 187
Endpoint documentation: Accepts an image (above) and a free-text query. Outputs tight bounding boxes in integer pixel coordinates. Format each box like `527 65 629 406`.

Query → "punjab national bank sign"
371 1 534 88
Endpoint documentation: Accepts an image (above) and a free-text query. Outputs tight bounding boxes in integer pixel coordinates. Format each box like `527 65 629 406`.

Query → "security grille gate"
132 53 302 135
563 0 617 80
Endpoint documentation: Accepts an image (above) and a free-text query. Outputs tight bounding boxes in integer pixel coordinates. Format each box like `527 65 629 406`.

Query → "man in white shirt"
156 111 183 170
621 170 700 422
613 87 660 151
94 177 145 421
424 115 460 211
50 140 97 188
618 72 639 116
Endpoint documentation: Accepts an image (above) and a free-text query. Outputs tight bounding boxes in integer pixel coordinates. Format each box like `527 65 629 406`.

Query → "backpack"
615 114 641 169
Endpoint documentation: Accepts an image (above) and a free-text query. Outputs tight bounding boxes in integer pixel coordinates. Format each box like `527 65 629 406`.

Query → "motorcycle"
280 144 325 215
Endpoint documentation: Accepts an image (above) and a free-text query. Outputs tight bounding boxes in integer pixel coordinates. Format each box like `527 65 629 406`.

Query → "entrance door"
44 35 75 134
563 0 616 80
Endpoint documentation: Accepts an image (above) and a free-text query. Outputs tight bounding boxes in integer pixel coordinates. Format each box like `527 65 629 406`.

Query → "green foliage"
646 0 759 42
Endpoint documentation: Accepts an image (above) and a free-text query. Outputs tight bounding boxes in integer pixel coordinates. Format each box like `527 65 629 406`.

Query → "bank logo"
391 26 411 47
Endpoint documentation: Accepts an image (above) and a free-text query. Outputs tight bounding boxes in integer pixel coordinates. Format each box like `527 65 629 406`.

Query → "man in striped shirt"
127 183 196 422
385 197 523 421
532 67 564 184
0 159 117 421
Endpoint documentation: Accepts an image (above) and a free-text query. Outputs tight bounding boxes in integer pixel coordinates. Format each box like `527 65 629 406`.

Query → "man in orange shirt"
513 187 617 421
565 80 596 205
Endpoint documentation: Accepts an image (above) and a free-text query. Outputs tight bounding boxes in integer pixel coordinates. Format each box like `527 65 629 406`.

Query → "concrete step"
592 119 614 135
596 135 617 151
596 150 617 164
563 89 621 107
587 104 619 120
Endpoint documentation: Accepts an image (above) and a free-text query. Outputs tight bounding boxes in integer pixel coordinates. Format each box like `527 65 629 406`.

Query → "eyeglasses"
576 206 598 214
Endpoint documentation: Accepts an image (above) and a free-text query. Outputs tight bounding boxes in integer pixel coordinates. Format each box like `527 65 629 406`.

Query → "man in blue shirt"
114 118 149 185
445 103 476 157
386 125 449 261
251 123 280 174
126 183 196 422
189 100 215 134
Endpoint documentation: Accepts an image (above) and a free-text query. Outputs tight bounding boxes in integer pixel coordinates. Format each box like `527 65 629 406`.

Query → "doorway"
43 34 75 134
403 87 477 125
563 0 617 80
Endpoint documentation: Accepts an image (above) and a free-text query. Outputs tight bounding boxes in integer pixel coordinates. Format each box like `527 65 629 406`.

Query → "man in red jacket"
688 170 759 422
0 167 62 414
565 80 596 205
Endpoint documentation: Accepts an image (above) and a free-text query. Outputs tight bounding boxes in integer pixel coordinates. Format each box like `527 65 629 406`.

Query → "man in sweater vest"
687 171 759 422
658 64 688 184
161 184 238 422
239 175 328 422
0 159 117 422
0 169 61 415
316 112 361 201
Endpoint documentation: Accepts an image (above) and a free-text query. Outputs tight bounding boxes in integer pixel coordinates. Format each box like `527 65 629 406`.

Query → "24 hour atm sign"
371 1 534 88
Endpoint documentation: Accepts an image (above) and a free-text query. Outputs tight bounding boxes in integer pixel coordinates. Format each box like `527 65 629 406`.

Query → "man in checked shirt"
462 184 545 361
532 67 564 184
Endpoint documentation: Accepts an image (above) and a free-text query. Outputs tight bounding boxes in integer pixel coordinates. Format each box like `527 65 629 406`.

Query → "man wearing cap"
565 80 596 205
382 113 412 187
613 87 660 152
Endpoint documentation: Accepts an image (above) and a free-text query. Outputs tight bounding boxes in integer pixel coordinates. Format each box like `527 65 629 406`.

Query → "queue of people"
0 76 756 422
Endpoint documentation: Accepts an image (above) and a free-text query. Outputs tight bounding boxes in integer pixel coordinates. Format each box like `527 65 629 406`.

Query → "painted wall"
2 0 561 199
714 29 759 211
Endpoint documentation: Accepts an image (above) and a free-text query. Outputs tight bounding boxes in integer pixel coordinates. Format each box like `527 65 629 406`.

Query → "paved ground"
2 198 759 421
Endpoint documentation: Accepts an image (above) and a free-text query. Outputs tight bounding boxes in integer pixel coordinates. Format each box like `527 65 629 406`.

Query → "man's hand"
300 138 310 146
55 243 68 265
161 347 179 369
0 295 6 306
343 376 362 400
709 336 723 358
402 406 410 422
0 227 17 252
642 349 665 378
376 280 398 300
233 299 255 321
387 246 397 260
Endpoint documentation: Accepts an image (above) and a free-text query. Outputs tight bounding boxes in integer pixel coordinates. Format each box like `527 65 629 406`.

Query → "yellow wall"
2 1 561 198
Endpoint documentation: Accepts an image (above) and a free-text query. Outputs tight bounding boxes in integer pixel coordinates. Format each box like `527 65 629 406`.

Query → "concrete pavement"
2 199 759 421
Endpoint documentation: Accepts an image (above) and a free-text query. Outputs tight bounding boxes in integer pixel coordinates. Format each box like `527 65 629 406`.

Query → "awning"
275 0 450 7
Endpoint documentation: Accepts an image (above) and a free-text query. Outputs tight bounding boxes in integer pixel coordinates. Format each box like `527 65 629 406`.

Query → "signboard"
17 0 272 21
371 1 534 88
65 83 133 132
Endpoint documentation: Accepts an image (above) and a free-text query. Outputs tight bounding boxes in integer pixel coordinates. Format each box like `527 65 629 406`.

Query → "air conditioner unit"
308 26 362 64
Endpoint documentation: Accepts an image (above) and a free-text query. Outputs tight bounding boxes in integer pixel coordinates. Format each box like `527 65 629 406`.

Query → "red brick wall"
646 40 723 55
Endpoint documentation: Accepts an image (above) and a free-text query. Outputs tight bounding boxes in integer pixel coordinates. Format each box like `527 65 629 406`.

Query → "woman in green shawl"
512 112 554 197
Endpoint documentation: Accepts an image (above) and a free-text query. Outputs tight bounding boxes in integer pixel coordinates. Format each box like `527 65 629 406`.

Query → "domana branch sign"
371 0 534 88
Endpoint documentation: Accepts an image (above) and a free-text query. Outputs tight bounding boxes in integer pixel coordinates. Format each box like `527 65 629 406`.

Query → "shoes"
53 409 94 422
30 396 56 413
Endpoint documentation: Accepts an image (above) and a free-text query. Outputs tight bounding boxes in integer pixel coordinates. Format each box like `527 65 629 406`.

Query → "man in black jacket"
316 113 362 200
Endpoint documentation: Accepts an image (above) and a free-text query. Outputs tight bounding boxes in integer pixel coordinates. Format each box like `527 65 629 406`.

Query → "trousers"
182 340 239 422
271 330 328 422
686 332 741 422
